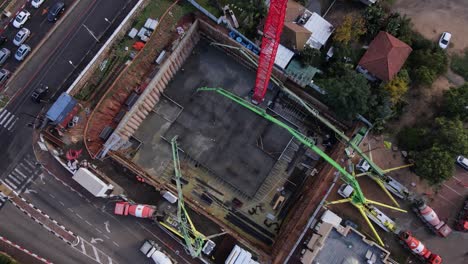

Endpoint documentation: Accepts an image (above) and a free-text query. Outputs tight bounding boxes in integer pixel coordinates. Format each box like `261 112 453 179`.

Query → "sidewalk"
0 235 52 264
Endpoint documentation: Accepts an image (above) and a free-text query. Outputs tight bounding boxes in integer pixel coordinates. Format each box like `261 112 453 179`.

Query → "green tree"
431 117 468 157
319 69 372 120
412 66 436 86
441 84 468 121
385 13 413 45
383 69 410 103
397 127 430 151
299 46 323 66
363 4 386 38
0 254 16 264
333 14 366 44
414 146 455 184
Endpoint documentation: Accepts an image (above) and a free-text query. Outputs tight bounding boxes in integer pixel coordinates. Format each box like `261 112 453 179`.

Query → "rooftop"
358 31 412 82
303 12 334 49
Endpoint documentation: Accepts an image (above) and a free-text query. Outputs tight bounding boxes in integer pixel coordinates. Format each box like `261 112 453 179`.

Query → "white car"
15 44 31 61
31 0 46 8
12 10 31 28
439 32 452 49
13 28 30 46
456 155 468 171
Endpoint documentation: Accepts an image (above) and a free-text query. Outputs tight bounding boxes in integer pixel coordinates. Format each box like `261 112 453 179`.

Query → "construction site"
82 15 347 262
35 1 466 264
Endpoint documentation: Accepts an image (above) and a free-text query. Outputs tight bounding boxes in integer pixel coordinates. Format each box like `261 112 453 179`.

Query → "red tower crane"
252 0 288 103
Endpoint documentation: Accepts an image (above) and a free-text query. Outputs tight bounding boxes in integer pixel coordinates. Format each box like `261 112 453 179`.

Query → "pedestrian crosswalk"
0 108 18 131
2 155 42 193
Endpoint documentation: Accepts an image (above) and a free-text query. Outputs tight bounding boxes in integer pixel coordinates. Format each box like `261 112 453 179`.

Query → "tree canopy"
441 83 468 121
333 14 366 44
319 69 372 120
383 69 410 103
413 146 455 184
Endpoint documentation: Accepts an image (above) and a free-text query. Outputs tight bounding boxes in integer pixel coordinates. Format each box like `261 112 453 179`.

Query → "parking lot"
0 0 75 89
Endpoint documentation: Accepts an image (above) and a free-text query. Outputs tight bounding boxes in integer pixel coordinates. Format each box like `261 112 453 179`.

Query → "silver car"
15 44 31 61
13 28 30 46
0 68 10 85
0 48 11 65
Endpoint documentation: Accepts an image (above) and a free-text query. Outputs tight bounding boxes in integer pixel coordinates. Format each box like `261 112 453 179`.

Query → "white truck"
140 240 173 264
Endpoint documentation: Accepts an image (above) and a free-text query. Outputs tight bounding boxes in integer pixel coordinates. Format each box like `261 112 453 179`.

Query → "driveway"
393 0 468 52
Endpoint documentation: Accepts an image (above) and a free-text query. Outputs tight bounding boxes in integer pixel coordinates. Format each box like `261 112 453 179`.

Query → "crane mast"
171 136 205 257
252 0 288 103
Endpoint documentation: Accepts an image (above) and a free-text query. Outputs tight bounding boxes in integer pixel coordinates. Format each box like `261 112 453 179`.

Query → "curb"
9 195 78 246
0 235 54 264
66 0 146 94
2 0 80 95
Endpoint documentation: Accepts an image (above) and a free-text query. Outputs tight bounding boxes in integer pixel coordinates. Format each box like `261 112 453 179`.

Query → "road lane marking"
76 213 83 219
443 183 462 196
24 159 36 169
7 175 21 185
92 245 101 263
4 178 18 189
7 117 18 131
0 112 11 125
2 114 15 128
108 256 113 264
14 168 28 179
85 220 92 226
68 208 74 213
95 228 103 233
48 193 55 198
59 201 65 206
80 239 87 254
19 163 33 173
0 109 7 120
103 235 110 240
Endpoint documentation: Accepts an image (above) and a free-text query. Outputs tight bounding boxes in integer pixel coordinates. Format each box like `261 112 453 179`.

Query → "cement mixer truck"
114 201 157 218
140 240 174 264
399 231 442 264
413 199 452 237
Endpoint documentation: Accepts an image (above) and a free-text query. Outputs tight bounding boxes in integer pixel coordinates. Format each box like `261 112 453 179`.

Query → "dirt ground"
393 0 468 52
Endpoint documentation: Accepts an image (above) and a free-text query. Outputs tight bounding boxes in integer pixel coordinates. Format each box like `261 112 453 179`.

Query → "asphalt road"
0 201 91 264
0 0 138 177
0 0 76 75
20 165 194 263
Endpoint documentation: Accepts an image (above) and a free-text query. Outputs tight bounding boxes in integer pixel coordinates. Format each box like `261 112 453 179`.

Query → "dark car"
0 35 7 46
47 2 65 22
31 85 49 103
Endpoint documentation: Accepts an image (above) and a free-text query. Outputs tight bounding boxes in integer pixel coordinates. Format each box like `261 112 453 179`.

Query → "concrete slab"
134 39 291 197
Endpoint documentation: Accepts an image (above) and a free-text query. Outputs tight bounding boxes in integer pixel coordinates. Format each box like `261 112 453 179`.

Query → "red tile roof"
358 31 412 81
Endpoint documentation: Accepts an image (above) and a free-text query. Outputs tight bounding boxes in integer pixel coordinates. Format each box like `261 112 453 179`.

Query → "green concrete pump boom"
171 136 205 257
197 87 366 205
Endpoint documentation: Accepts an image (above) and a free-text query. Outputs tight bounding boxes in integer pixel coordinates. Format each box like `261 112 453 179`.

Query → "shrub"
450 49 468 80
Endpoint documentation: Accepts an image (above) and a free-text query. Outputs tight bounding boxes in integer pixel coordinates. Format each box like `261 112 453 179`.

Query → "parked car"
456 155 468 171
47 2 65 22
0 35 7 46
0 48 11 65
15 44 31 61
13 28 30 46
31 85 49 103
12 10 31 28
439 32 452 49
31 0 46 8
0 69 11 85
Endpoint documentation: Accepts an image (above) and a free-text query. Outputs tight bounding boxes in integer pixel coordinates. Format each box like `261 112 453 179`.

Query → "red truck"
114 202 157 218
455 198 468 232
399 231 442 264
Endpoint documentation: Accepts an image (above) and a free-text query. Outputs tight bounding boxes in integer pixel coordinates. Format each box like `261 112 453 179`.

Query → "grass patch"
451 49 468 80
0 253 17 264
195 0 222 17
0 95 9 109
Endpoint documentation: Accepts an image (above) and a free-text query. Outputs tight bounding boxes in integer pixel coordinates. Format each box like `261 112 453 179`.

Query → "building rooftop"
275 44 295 69
358 31 412 82
303 13 334 49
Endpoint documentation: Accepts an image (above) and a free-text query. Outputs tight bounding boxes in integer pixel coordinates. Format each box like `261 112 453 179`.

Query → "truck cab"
140 240 173 264
338 184 354 198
